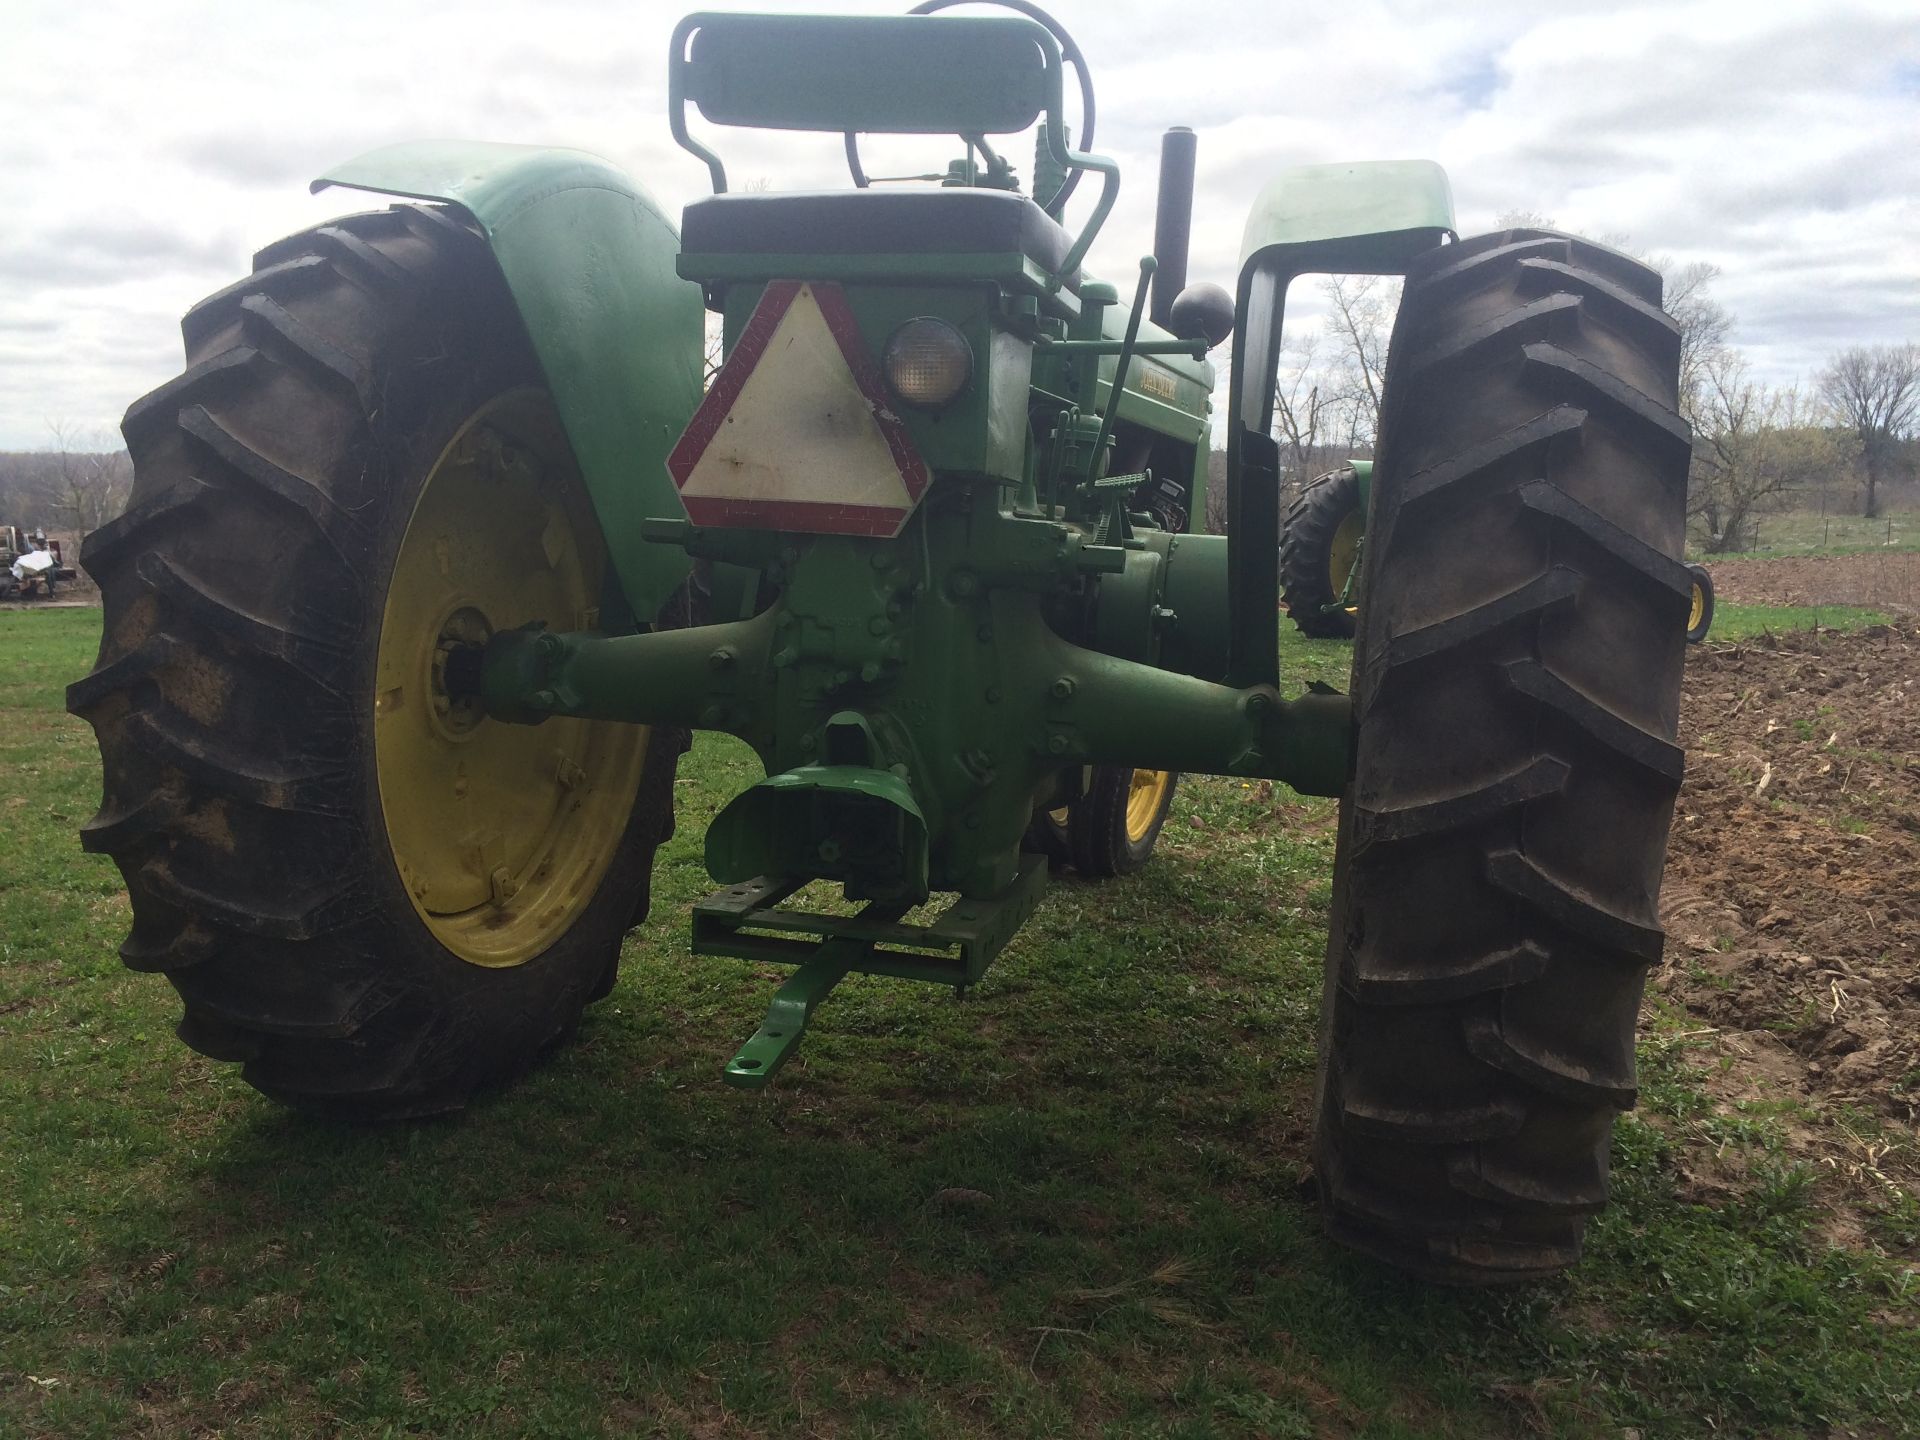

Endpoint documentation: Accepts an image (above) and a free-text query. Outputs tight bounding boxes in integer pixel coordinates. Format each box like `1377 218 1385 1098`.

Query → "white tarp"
11 549 55 582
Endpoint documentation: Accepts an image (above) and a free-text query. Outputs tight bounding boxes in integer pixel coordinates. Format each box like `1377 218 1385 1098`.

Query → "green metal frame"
701 854 1049 1086
316 141 705 620
1224 160 1455 688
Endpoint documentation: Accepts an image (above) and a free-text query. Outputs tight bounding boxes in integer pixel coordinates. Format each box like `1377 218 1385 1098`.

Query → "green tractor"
69 4 1694 1283
1281 465 1716 642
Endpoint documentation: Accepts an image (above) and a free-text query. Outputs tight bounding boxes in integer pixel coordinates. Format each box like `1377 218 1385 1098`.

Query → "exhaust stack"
1150 126 1197 325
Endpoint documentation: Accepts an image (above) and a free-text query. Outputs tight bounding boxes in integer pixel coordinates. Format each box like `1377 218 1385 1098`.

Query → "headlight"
883 318 972 409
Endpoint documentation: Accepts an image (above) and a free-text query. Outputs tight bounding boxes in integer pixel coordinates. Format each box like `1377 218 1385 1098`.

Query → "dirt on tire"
1658 622 1920 1233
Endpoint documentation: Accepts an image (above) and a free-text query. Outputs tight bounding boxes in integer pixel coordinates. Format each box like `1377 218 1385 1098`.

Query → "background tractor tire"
1024 796 1074 869
1281 466 1364 639
1313 229 1691 1283
68 204 686 1120
1069 766 1178 878
1684 562 1715 643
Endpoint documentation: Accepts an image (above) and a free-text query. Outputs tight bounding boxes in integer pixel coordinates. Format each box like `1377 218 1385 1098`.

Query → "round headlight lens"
883 318 972 408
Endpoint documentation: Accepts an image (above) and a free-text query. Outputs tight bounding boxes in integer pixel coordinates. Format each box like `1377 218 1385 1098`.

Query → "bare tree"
702 311 725 388
1271 331 1328 481
1818 342 1920 518
1321 274 1397 449
1661 260 1733 419
1689 351 1854 552
1495 208 1559 231
46 422 131 535
1203 448 1228 534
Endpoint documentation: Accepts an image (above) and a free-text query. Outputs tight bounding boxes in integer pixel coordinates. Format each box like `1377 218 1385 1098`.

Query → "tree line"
0 423 132 538
1674 270 1916 549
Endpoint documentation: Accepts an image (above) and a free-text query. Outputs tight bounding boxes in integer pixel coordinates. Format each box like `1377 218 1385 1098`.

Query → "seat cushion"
681 189 1075 284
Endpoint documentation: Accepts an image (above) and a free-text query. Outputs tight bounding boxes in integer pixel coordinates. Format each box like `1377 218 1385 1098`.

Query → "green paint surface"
319 141 705 620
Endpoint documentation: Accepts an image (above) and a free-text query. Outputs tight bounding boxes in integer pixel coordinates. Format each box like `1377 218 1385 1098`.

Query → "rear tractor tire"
67 205 686 1119
1313 229 1691 1282
1281 466 1364 639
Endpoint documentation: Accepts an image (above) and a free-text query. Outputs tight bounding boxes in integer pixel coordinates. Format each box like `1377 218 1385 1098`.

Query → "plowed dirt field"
1707 550 1920 614
1660 621 1919 1244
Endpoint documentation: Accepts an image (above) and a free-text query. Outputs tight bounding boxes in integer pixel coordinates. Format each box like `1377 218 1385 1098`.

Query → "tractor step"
698 855 1049 1088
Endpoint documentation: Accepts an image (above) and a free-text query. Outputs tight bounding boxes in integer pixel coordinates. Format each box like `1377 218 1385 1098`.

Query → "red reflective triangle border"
665 279 931 536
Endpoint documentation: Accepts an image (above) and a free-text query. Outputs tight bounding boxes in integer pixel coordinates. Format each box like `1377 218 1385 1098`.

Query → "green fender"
316 141 704 620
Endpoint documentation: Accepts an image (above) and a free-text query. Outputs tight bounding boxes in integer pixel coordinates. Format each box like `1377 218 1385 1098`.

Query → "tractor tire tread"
177 404 367 554
119 349 258 446
1314 228 1688 1283
1355 755 1570 844
182 255 333 352
1515 257 1681 365
1345 940 1550 1006
1398 406 1588 512
1499 660 1685 783
1519 342 1694 461
1415 230 1663 315
71 202 685 1118
237 292 376 404
1375 567 1581 678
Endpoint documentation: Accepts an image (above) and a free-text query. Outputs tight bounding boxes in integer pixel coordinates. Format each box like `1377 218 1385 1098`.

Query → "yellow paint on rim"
1688 580 1706 632
373 390 648 968
1124 768 1173 844
1328 508 1364 614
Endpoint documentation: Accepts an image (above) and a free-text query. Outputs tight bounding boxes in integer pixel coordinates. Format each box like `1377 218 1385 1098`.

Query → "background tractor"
70 2 1692 1284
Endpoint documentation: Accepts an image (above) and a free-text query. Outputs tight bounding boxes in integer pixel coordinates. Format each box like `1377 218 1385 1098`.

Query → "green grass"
1693 506 1919 559
3 608 1916 1438
1706 602 1891 641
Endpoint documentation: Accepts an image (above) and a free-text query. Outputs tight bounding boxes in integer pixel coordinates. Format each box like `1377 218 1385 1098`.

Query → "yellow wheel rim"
374 390 648 968
1124 768 1173 844
1688 580 1706 632
1328 509 1364 615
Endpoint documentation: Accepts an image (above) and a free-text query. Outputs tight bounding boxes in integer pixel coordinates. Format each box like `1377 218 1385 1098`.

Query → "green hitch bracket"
703 857 1050 1089
723 936 865 1090
1322 532 1364 615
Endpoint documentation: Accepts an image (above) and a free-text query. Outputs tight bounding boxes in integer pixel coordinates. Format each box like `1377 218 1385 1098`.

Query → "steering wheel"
843 0 1097 218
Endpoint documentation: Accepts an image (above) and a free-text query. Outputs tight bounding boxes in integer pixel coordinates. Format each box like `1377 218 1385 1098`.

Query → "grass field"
1707 602 1890 640
3 607 1915 1439
1695 506 1919 559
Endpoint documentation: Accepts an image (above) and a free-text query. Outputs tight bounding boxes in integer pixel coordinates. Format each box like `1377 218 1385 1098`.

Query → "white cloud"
2 0 1916 448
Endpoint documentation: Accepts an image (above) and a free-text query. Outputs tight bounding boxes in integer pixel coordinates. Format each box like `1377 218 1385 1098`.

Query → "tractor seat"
680 189 1078 289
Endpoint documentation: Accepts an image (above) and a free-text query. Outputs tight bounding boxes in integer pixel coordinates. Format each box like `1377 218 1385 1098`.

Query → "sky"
2 0 1917 452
